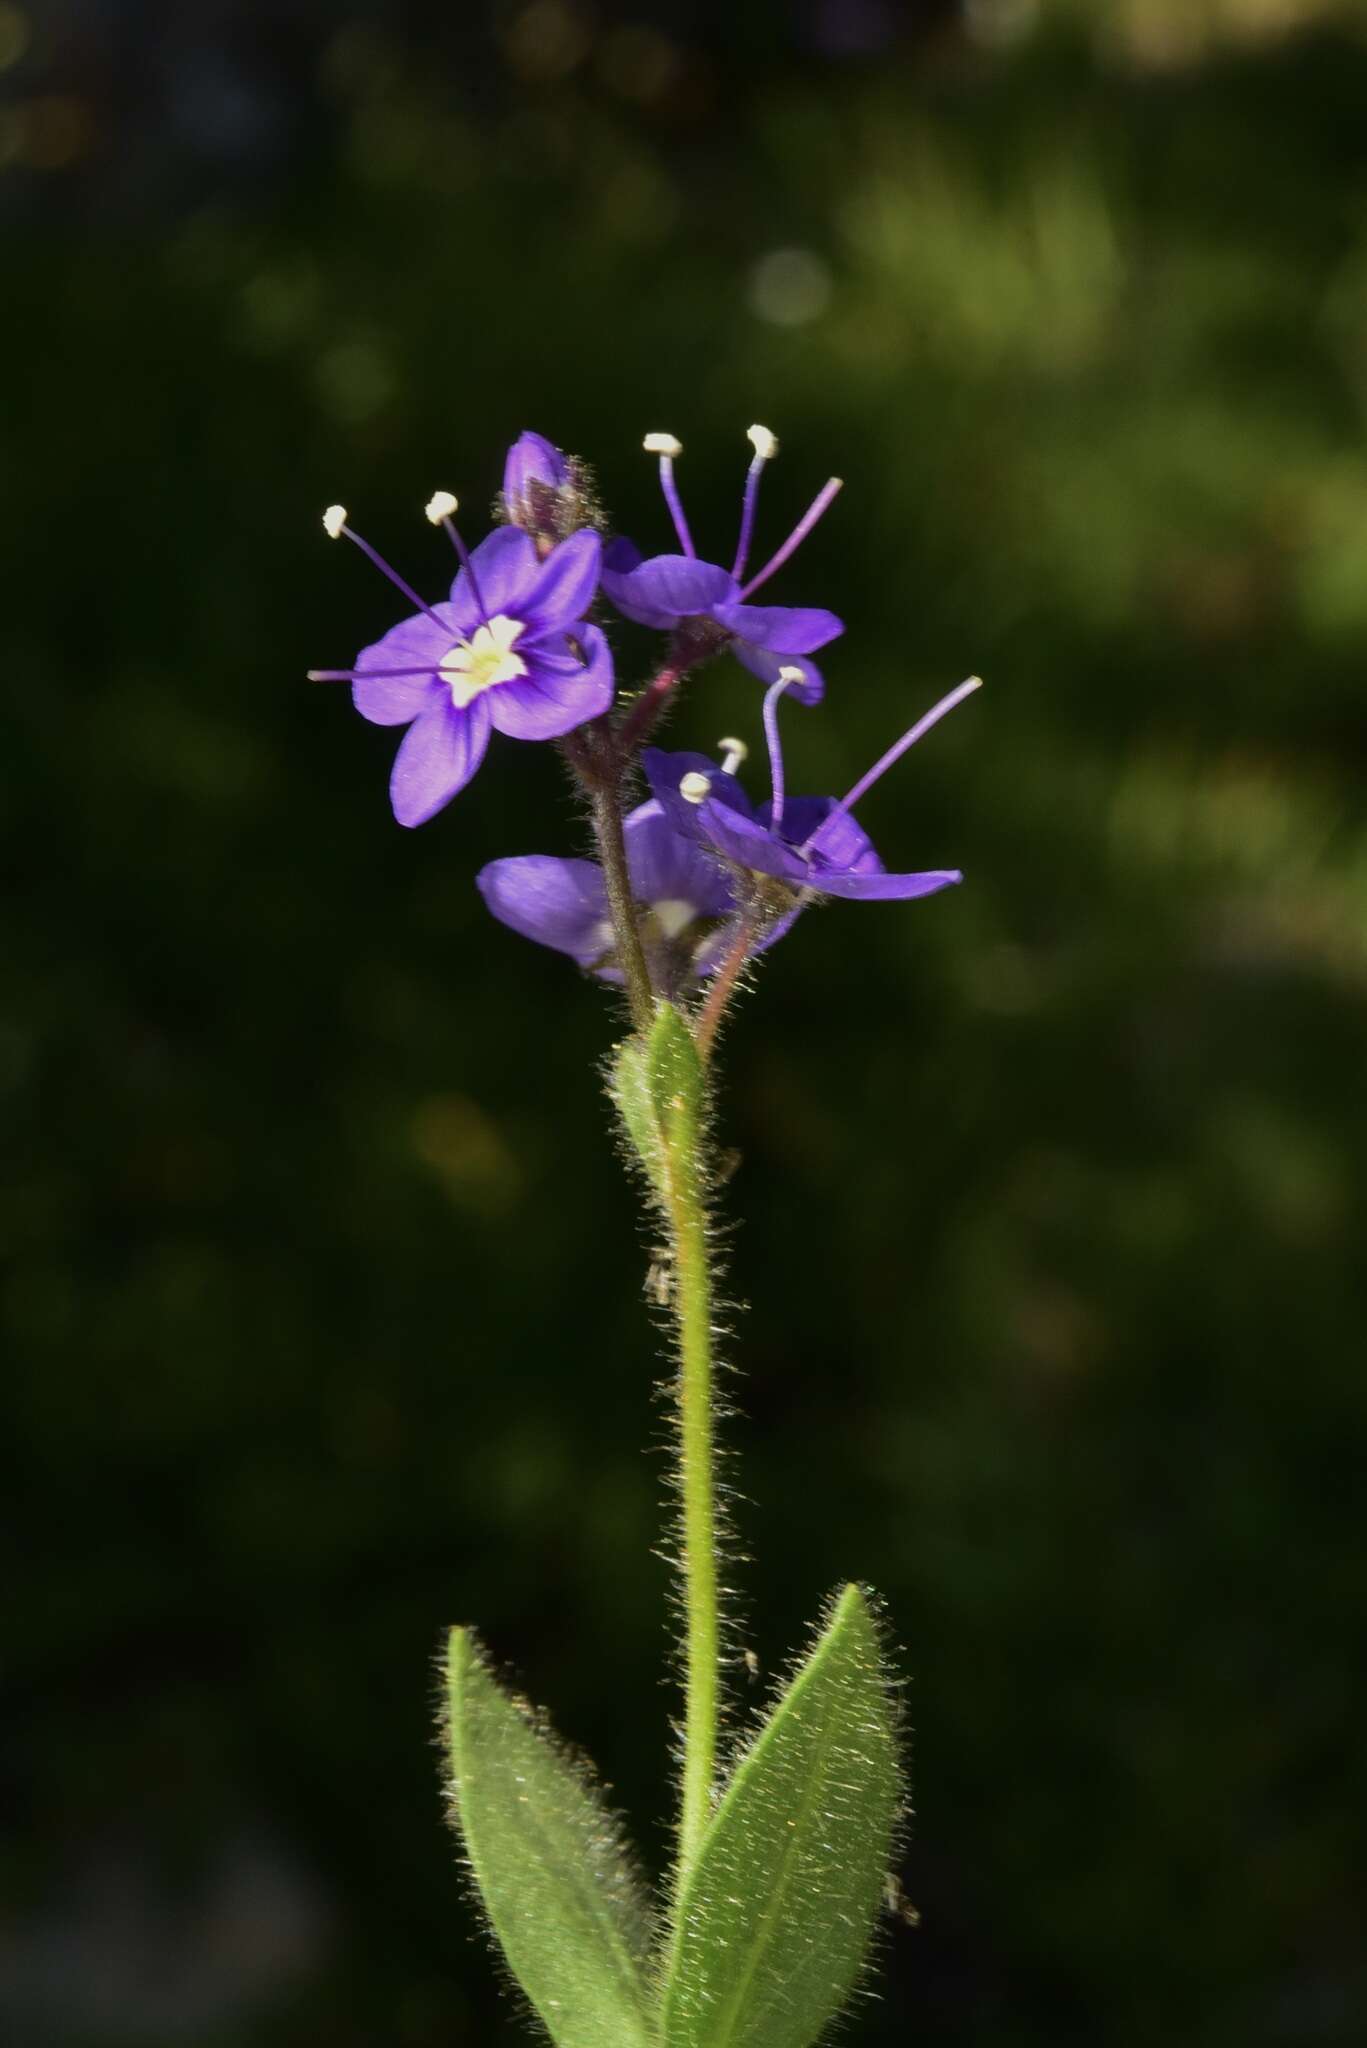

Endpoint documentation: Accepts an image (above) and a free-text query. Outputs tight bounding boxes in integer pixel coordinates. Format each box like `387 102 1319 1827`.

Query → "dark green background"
4 2 1365 2042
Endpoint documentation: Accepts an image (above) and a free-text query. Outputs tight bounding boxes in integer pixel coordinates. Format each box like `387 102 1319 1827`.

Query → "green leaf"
662 1584 901 2048
608 1003 706 1199
444 1628 659 2048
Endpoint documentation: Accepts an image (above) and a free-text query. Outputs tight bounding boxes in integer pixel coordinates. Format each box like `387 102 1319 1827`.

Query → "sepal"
608 1001 706 1202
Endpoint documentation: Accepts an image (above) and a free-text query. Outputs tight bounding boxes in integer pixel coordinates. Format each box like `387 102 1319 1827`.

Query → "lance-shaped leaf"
662 1583 901 2048
444 1628 659 2048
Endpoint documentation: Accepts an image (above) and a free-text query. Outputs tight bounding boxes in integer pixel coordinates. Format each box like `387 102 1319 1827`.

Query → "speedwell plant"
313 425 980 2048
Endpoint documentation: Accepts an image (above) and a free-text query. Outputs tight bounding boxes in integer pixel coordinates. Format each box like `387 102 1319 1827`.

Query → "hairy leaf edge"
442 1626 662 2044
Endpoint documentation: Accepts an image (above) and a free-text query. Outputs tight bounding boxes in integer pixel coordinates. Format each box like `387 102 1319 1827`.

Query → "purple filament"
436 514 488 622
658 455 696 558
307 665 440 682
801 676 981 854
339 523 449 634
731 454 766 580
738 477 842 599
762 675 792 830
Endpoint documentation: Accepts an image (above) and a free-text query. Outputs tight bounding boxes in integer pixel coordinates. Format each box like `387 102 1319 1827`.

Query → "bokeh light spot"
598 24 683 103
410 1094 522 1215
14 94 92 170
503 0 592 81
0 3 30 73
748 246 834 327
964 0 1040 47
314 340 397 425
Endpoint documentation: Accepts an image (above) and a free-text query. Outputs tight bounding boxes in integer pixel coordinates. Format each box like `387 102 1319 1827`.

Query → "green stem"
660 1076 720 1888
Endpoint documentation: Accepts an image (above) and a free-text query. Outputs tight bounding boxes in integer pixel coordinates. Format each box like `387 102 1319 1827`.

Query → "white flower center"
439 615 527 708
652 898 697 940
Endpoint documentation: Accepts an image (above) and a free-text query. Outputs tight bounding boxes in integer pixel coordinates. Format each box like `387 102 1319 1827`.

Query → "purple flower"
310 497 612 827
477 799 766 996
600 428 844 705
644 671 981 908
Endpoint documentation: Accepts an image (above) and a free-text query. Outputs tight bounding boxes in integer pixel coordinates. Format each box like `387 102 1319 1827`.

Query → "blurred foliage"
3 1 1366 2044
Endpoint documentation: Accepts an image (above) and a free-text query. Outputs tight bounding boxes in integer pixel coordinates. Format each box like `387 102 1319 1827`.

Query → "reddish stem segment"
693 911 756 1061
614 662 686 759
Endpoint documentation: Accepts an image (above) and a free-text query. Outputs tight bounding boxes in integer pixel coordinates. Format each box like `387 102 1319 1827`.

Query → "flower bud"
501 431 596 549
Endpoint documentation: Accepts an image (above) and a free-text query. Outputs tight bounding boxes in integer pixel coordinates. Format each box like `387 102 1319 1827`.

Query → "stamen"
322 509 451 632
679 770 712 805
738 476 843 599
424 490 487 619
643 430 694 556
764 670 804 831
801 675 983 852
306 665 438 682
718 736 748 776
732 423 779 580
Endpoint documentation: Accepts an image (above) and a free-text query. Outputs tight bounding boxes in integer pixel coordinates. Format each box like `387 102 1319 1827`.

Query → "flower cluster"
314 427 977 1014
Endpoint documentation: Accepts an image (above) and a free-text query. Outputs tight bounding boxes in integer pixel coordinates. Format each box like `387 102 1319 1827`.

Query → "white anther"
679 770 712 805
747 423 779 461
777 665 806 686
425 490 458 525
718 736 748 775
322 504 348 539
643 432 683 458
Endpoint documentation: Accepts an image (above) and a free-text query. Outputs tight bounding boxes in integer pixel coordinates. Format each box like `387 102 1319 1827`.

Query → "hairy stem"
586 775 655 1035
694 912 755 1063
661 1079 721 1891
614 660 684 758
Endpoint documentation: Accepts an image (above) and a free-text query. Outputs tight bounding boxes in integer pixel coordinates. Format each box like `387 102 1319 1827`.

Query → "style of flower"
477 794 769 996
311 497 612 827
599 428 844 704
644 671 981 909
